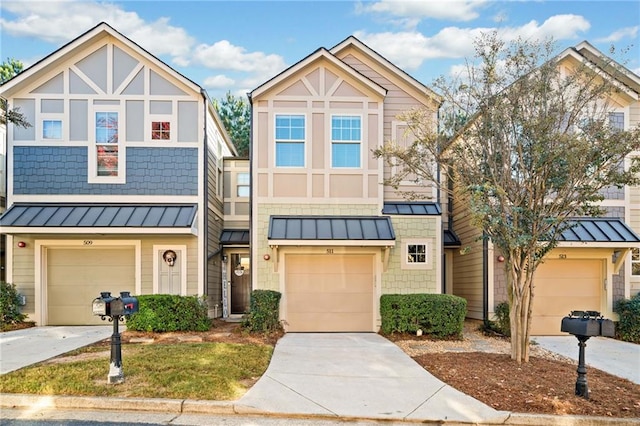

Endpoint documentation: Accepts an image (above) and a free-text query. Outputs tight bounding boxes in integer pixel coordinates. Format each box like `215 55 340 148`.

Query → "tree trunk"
508 256 535 364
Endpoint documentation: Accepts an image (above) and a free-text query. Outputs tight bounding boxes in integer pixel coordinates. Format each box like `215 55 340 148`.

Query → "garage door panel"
288 276 370 293
287 293 372 313
287 312 372 332
285 254 374 332
531 259 601 335
48 248 135 325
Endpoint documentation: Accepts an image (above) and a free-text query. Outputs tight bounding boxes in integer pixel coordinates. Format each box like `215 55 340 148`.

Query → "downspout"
247 92 254 293
201 89 209 299
482 233 489 323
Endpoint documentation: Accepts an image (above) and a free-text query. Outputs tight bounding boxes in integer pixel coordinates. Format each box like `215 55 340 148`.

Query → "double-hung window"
95 111 119 178
237 172 250 197
331 115 361 168
275 115 305 167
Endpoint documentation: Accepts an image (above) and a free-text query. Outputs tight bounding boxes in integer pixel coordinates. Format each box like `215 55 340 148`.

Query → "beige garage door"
47 247 135 325
285 254 374 332
531 259 602 335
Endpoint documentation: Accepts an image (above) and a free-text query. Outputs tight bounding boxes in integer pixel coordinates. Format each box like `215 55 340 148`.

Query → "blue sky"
1 1 639 100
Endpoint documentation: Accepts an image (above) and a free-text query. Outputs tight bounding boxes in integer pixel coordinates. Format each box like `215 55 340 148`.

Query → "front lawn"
0 342 272 400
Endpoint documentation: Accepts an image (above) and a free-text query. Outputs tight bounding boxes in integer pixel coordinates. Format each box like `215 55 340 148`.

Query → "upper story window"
331 115 361 168
609 112 624 131
275 114 305 167
237 172 250 197
95 111 119 177
43 120 62 139
152 121 171 140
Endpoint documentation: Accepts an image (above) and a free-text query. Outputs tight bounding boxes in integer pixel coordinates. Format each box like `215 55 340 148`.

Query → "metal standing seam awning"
382 201 461 247
0 203 198 234
267 215 396 272
220 229 249 245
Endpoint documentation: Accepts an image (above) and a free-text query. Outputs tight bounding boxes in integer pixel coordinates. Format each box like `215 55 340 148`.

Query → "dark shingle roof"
268 216 395 241
0 204 197 228
444 229 461 247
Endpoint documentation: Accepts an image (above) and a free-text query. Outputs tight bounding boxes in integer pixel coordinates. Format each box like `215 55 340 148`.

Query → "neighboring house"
248 37 452 332
220 156 250 317
0 22 235 325
450 41 640 335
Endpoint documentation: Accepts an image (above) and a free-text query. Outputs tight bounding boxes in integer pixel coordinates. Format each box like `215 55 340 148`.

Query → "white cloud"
356 14 591 70
596 26 639 43
203 74 236 89
357 0 488 24
190 40 286 75
0 0 194 58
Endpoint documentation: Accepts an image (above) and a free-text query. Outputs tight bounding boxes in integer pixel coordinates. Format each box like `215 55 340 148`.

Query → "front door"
158 248 182 294
230 254 250 314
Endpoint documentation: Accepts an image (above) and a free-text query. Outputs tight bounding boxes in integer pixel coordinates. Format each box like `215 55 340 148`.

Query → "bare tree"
375 32 640 363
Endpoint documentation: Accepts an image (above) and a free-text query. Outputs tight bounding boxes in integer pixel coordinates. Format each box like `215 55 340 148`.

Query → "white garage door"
47 247 136 325
285 254 374 332
531 259 602 335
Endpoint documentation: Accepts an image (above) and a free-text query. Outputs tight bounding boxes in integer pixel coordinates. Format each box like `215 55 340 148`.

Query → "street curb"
1 394 635 425
503 413 639 426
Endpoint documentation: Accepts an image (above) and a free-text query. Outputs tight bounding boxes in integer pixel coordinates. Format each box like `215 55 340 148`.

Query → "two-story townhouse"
0 22 235 325
450 41 640 335
249 37 450 332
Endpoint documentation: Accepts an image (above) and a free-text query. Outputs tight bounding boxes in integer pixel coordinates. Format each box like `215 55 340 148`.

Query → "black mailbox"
92 292 115 316
560 310 615 399
561 310 614 337
119 291 138 315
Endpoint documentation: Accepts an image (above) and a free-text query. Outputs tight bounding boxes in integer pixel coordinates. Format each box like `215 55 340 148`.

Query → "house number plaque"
326 249 334 254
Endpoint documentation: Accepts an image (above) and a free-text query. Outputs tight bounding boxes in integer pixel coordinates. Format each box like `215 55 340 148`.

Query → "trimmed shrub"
242 290 282 334
380 293 467 338
126 294 210 332
614 293 640 343
0 282 26 325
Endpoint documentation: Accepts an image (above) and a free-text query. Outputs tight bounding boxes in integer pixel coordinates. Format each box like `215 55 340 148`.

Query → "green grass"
0 342 272 400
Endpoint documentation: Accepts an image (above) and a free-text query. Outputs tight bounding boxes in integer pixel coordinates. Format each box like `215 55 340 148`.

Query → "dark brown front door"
230 254 250 314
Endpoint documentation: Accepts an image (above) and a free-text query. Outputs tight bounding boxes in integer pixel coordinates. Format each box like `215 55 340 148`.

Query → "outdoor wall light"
497 255 505 262
263 254 270 260
17 241 26 248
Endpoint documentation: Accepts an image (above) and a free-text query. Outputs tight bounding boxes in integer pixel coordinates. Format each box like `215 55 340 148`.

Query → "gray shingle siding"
13 146 198 195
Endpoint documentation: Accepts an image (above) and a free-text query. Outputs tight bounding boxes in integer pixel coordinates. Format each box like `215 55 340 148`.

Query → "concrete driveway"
237 333 509 423
0 326 112 374
533 335 640 384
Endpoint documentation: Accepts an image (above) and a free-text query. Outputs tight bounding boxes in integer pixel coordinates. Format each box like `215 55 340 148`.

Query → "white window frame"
274 114 306 168
149 116 175 143
237 172 250 197
42 119 63 141
401 238 433 270
330 114 362 168
89 106 125 184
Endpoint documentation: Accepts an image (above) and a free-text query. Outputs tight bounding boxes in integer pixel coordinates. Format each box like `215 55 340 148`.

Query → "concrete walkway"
533 335 640 384
0 326 112 374
238 333 510 423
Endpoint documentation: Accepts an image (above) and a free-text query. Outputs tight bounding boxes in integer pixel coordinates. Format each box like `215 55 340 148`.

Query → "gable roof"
556 41 639 101
330 36 442 106
0 21 201 97
249 46 386 101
